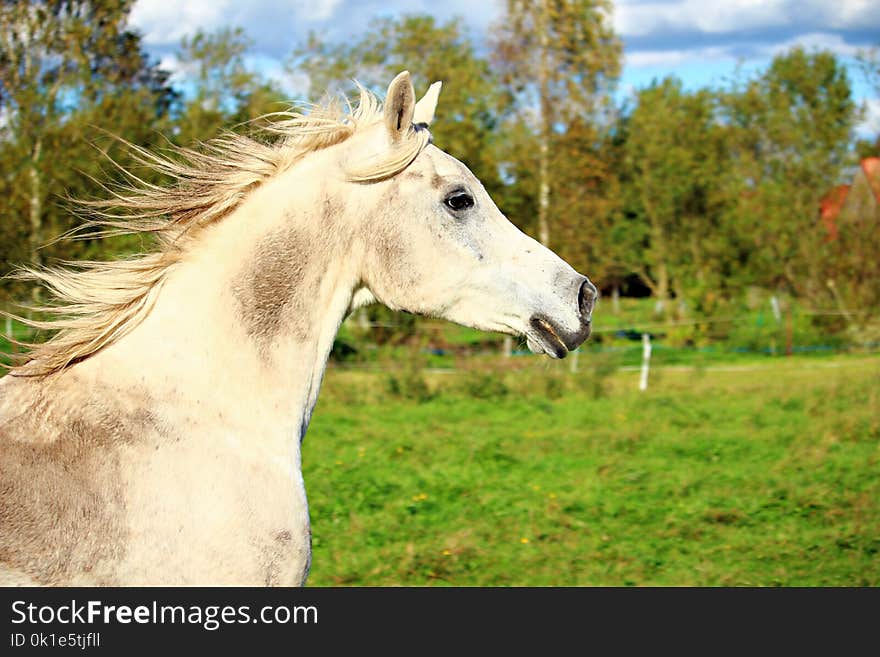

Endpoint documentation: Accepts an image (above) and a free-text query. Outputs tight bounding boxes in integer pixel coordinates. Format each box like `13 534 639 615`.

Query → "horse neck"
78 173 361 442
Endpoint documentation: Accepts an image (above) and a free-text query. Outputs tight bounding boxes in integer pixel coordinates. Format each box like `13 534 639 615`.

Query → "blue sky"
129 0 880 135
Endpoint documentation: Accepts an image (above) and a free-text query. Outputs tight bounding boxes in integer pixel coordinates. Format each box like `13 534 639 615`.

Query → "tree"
550 116 623 289
622 78 732 315
855 46 879 158
491 0 621 248
173 27 285 147
721 48 858 299
289 14 503 196
0 0 174 299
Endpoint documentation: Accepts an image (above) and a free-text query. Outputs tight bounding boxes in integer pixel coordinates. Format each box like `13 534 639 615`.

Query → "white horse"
0 71 596 585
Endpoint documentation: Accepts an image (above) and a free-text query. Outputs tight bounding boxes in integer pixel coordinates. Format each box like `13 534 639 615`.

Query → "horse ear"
413 81 442 126
384 70 416 140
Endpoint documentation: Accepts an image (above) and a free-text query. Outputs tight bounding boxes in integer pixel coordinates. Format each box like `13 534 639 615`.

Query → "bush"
385 368 435 402
457 371 509 400
543 371 566 400
584 352 617 398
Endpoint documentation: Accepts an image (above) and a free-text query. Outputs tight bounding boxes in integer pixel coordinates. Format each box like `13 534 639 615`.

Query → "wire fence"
3 300 879 375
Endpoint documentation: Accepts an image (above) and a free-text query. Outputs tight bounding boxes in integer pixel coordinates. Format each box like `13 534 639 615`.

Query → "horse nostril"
578 279 598 319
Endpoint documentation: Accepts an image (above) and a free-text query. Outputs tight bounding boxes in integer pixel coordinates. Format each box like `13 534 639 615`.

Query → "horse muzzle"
526 277 596 359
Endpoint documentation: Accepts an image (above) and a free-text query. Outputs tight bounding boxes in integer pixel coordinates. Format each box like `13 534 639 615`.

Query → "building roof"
819 157 879 241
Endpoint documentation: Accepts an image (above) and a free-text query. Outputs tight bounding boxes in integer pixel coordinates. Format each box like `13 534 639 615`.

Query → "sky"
129 0 880 136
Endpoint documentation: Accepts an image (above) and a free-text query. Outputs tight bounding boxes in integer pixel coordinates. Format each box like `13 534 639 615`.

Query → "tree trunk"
537 128 550 246
536 0 551 247
655 261 670 317
690 230 704 285
641 196 671 317
28 138 43 301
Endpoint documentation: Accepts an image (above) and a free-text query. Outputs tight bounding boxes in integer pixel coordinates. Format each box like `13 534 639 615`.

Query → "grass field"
303 354 880 586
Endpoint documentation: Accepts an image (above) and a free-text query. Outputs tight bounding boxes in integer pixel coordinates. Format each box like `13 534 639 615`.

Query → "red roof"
819 184 849 241
862 157 880 205
818 157 880 241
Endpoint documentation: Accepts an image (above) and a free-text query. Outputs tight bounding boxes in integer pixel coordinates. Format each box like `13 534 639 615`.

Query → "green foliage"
385 344 437 403
583 350 617 397
385 369 435 403
492 0 621 121
539 370 566 400
720 49 858 297
855 46 879 157
456 371 510 400
490 0 622 267
291 14 505 197
623 77 731 312
0 0 176 297
0 5 876 338
174 27 286 146
610 48 866 323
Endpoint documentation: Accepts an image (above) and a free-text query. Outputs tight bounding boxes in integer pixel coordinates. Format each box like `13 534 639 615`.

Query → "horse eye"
444 192 474 212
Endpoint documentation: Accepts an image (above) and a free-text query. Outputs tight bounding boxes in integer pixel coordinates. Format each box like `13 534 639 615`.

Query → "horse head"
344 71 597 358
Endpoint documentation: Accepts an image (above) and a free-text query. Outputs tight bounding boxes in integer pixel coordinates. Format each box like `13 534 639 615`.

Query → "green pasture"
303 355 880 586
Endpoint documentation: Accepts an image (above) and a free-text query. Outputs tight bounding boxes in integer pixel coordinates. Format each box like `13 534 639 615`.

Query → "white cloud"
156 53 196 86
762 32 863 58
625 46 735 68
615 0 788 37
129 0 343 50
243 54 312 98
130 0 232 46
626 31 866 71
827 0 880 30
614 0 880 38
298 0 345 21
858 97 880 138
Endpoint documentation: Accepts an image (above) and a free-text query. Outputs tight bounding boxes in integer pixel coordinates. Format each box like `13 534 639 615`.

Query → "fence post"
569 347 579 374
639 332 651 392
4 314 14 355
786 309 793 357
356 308 369 331
770 295 781 322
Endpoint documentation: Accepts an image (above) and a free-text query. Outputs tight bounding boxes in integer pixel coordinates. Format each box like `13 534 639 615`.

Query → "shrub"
385 368 435 402
458 371 509 400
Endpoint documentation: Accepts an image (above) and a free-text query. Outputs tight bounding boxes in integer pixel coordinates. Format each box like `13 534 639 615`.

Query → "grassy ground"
303 354 880 586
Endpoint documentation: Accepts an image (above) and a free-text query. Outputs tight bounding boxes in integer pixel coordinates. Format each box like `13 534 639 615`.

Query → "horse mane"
5 86 431 377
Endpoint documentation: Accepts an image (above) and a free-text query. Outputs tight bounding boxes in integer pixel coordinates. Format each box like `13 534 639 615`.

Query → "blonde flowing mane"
6 87 431 377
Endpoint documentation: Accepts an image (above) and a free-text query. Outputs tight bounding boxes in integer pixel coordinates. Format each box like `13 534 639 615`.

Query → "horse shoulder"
0 372 159 585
